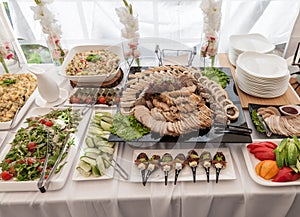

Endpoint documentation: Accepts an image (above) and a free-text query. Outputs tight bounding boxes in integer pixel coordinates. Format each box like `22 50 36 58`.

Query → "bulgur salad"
65 49 120 76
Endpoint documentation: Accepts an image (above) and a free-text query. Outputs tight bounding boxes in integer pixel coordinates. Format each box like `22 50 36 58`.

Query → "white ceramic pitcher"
28 66 60 103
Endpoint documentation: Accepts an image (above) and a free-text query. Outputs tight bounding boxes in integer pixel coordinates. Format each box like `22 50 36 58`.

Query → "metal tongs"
103 158 129 180
214 124 252 135
37 134 70 193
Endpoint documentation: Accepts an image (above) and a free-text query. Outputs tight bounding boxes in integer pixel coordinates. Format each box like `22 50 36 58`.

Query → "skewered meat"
212 152 226 183
186 150 200 183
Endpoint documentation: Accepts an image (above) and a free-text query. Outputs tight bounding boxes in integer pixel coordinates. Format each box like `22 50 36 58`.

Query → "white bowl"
279 105 300 116
59 45 124 83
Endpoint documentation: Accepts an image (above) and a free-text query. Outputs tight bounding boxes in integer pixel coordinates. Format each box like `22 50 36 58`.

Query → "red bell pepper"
254 151 276 161
272 167 299 182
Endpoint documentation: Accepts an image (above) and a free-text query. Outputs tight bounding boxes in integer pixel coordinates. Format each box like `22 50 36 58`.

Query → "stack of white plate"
235 51 290 98
229 33 275 66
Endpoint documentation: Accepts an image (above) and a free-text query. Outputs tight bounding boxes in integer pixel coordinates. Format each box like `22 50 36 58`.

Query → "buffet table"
0 53 300 217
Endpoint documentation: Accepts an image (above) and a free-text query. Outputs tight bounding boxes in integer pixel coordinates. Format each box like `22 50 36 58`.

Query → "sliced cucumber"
85 137 95 148
85 152 100 160
76 167 91 177
84 148 101 155
80 156 97 167
96 156 106 176
101 121 112 131
98 146 114 155
91 165 101 177
78 160 92 172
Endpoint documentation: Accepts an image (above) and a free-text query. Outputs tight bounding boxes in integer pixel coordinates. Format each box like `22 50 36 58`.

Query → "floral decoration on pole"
116 0 140 67
31 0 67 65
0 42 14 74
200 0 222 67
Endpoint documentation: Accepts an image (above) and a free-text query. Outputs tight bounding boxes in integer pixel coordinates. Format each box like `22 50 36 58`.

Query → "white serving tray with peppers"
130 148 236 183
0 107 91 191
242 139 300 187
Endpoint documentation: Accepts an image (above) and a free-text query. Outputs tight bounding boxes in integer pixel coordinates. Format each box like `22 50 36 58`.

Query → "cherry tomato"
71 97 81 104
28 142 37 152
39 119 46 124
115 97 120 104
1 171 13 181
85 97 92 104
98 96 106 104
45 121 54 127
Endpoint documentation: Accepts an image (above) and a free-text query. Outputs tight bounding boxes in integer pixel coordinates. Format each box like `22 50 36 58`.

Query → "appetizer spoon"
186 150 200 183
135 153 149 186
173 153 186 185
144 154 161 185
200 151 212 183
160 153 173 186
212 152 227 183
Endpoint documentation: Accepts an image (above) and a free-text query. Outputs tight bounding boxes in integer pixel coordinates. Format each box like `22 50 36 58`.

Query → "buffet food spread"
0 42 300 193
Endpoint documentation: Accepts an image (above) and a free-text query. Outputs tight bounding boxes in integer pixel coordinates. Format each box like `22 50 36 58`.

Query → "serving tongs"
214 124 252 135
37 134 70 193
103 158 129 180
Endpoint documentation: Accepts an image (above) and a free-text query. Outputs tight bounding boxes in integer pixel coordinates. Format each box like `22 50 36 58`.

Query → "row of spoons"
135 150 226 186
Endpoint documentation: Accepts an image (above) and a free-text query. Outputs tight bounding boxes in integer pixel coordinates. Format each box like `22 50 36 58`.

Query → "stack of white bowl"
229 33 275 66
235 51 290 98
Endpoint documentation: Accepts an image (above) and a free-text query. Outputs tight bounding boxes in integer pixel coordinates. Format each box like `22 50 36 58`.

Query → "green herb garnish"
201 67 230 89
86 54 102 63
1 79 16 86
110 112 150 141
251 110 265 133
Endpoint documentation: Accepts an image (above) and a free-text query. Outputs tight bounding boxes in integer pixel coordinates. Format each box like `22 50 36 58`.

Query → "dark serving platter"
109 67 252 144
248 103 300 139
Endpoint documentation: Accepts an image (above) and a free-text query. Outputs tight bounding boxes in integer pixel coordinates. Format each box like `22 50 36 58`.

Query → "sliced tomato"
4 158 12 163
39 119 46 124
27 158 36 165
28 142 37 152
45 121 54 127
1 171 13 181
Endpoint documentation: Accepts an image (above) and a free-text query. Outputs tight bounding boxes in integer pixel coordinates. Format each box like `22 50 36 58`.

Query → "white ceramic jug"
28 66 60 103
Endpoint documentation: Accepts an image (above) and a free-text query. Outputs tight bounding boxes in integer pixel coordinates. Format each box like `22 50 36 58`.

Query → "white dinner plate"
130 148 236 183
242 139 300 187
229 33 275 54
0 107 91 191
237 52 289 79
59 45 124 83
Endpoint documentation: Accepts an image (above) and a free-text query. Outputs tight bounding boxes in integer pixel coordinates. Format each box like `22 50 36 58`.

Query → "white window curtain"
4 0 300 54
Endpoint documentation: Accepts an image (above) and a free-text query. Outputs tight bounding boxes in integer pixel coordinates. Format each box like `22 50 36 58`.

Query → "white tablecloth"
0 58 300 217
